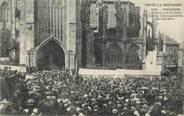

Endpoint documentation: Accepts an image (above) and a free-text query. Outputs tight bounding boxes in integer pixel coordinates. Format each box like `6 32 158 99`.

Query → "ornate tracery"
35 0 64 46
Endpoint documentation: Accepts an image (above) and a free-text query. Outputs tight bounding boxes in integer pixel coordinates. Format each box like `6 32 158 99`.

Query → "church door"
36 39 65 70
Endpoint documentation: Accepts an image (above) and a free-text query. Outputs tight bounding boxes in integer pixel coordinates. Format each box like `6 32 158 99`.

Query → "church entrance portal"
36 38 65 70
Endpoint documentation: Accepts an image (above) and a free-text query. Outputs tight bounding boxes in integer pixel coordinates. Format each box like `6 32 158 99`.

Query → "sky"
130 0 184 44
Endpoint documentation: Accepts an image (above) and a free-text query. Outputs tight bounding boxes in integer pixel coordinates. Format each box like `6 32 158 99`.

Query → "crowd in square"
0 69 183 116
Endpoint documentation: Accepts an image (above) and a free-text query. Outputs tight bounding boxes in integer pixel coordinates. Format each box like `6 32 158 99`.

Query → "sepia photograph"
0 0 184 116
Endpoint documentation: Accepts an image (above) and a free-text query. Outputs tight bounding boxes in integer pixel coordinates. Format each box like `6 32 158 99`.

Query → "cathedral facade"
80 0 147 69
0 0 161 71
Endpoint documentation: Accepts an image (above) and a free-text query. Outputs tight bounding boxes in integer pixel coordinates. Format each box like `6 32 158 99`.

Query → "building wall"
19 0 34 65
0 0 34 65
81 0 143 69
66 0 79 70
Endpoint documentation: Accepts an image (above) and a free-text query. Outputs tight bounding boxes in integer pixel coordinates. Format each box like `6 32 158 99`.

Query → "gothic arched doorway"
126 44 141 69
106 43 122 67
36 38 65 70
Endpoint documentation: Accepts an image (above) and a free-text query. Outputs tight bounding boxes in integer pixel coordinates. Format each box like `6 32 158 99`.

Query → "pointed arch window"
35 0 64 46
127 44 140 65
1 2 9 23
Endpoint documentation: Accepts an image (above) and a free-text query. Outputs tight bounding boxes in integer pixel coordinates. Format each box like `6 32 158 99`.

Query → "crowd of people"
0 69 183 116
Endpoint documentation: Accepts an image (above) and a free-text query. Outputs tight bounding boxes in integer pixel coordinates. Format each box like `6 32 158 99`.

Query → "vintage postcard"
0 0 184 116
